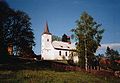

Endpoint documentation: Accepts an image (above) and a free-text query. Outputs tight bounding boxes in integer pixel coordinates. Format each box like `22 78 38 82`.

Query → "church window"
65 52 67 56
60 45 63 48
67 46 70 48
59 51 61 56
71 52 73 57
47 39 49 41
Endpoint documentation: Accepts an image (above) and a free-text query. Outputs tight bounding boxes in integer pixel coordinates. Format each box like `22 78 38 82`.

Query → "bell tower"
41 22 52 59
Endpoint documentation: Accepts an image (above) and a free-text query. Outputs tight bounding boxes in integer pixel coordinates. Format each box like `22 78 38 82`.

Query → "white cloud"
96 43 120 54
98 43 120 50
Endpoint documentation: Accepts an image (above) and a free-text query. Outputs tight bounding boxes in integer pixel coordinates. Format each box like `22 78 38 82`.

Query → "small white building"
41 22 79 63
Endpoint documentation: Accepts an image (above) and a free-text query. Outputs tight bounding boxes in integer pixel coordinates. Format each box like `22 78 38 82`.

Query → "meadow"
0 59 120 83
0 69 120 83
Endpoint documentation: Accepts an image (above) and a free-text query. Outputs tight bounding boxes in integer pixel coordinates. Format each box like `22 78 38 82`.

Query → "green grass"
0 59 120 83
0 69 120 83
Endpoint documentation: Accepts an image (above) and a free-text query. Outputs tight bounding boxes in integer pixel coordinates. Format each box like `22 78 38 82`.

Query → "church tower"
41 22 52 59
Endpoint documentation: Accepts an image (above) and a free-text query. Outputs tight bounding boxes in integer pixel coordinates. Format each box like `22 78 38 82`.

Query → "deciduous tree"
0 1 14 60
71 12 104 69
11 10 35 57
0 1 35 58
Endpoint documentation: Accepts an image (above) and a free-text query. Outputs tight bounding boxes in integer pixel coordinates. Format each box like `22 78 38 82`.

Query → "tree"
71 12 104 70
106 47 111 58
52 35 61 41
106 46 119 60
62 34 70 43
105 46 120 70
62 34 68 42
11 10 35 57
0 1 14 61
0 1 35 58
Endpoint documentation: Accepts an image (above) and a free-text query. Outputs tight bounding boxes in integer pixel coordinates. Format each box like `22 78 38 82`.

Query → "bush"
67 60 76 66
110 62 120 71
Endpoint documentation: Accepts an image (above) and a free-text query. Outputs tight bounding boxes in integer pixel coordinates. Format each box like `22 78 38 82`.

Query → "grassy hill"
0 57 120 83
0 69 120 83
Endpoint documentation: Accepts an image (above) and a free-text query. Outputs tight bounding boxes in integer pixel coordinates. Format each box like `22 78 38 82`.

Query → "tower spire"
43 21 51 35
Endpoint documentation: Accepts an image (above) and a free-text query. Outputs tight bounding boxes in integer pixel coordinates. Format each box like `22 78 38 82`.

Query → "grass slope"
0 69 120 83
0 58 120 83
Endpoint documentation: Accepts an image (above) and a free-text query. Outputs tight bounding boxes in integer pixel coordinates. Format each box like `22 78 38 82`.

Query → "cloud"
98 43 120 50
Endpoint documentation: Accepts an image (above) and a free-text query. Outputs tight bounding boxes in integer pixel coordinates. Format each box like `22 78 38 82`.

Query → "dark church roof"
42 22 52 35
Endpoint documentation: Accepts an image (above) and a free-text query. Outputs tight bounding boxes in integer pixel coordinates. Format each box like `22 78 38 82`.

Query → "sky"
6 0 120 55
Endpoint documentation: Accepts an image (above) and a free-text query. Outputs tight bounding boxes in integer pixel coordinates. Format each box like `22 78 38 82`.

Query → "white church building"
41 22 79 63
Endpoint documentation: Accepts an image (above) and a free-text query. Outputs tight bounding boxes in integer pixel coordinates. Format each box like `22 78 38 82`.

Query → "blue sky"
6 0 120 55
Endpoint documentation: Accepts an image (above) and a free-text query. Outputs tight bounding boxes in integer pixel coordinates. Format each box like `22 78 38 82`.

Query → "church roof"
42 22 51 35
52 41 76 51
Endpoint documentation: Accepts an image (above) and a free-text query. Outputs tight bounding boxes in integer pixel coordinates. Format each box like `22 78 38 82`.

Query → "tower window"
47 39 49 41
59 51 61 56
65 52 67 56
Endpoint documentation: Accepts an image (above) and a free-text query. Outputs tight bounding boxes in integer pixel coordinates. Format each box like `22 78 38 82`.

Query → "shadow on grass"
0 56 70 71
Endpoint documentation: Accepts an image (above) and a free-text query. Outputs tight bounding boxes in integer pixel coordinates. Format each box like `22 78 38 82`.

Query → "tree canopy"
105 46 120 70
52 35 61 41
0 1 35 59
106 46 119 60
0 1 13 59
62 34 70 43
71 12 104 68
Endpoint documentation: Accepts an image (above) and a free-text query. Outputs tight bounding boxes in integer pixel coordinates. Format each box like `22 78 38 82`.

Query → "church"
41 22 79 63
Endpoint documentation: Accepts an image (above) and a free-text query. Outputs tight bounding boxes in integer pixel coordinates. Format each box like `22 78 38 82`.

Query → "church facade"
41 22 79 63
